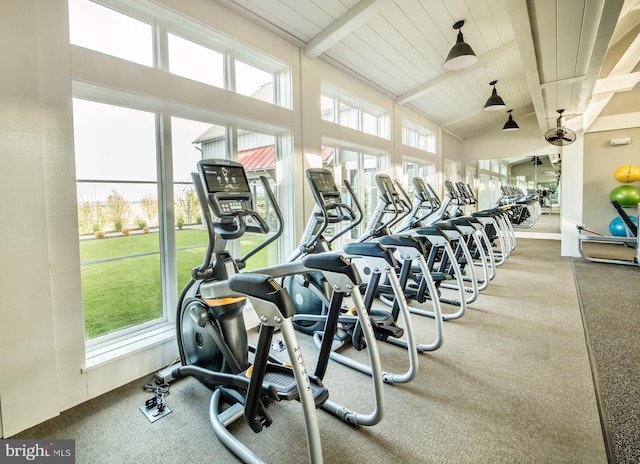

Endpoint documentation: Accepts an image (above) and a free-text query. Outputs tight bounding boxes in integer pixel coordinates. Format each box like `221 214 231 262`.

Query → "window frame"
320 82 390 139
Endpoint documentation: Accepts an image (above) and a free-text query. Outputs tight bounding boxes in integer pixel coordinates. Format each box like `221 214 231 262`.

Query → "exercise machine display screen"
308 170 339 195
198 160 252 217
376 174 398 202
202 164 250 194
307 169 341 206
413 177 429 200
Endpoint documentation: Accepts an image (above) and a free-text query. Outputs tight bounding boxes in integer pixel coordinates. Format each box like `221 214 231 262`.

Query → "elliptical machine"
164 159 327 463
283 168 421 385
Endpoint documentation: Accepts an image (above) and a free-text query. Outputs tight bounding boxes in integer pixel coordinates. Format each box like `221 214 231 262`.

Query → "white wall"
463 114 549 161
0 0 85 437
583 127 640 232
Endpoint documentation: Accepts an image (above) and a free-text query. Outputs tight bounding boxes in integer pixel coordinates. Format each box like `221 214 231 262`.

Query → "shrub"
135 218 147 229
121 228 130 236
94 231 106 239
143 226 150 234
176 216 184 230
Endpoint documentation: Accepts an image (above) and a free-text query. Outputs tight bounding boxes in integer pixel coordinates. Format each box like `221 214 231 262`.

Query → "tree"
106 189 129 231
77 188 104 235
140 194 158 225
176 185 200 225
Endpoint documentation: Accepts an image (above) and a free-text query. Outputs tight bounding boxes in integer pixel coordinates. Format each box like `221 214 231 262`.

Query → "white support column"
560 124 584 257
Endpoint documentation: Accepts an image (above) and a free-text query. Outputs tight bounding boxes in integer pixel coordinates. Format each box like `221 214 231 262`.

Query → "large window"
69 0 292 108
69 1 294 345
402 120 436 153
74 99 161 340
321 83 390 139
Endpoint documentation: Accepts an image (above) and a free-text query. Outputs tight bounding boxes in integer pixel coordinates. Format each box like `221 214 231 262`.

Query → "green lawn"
80 229 277 339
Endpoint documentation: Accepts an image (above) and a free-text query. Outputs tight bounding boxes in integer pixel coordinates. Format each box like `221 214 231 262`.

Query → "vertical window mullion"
155 21 169 71
157 112 177 324
226 51 236 92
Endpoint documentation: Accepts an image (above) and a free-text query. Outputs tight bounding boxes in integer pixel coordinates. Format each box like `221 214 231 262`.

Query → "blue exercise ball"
609 216 638 237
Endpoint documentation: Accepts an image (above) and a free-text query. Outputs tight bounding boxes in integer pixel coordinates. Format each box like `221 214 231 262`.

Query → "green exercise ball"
613 164 640 183
610 185 640 207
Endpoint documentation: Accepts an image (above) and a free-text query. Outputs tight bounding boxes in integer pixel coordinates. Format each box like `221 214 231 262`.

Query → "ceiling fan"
545 110 576 146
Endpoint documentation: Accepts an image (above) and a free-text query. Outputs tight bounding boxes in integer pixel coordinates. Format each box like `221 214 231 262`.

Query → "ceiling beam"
304 0 385 59
593 71 640 94
539 76 586 89
396 41 518 105
578 0 626 122
505 0 547 137
584 26 640 130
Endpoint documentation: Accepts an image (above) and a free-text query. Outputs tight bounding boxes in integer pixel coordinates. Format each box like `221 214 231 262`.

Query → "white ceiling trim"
584 27 640 130
593 72 640 93
578 0 626 120
304 0 385 59
539 76 586 89
505 0 546 136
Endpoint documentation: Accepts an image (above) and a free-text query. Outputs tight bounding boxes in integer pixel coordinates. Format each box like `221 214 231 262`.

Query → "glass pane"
235 60 274 103
73 99 157 181
320 95 335 122
168 33 224 88
68 0 153 66
237 130 279 270
339 102 358 129
73 99 161 340
362 111 377 136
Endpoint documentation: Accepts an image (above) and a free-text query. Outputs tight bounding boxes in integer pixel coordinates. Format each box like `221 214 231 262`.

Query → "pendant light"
502 109 519 131
443 20 478 70
483 80 506 111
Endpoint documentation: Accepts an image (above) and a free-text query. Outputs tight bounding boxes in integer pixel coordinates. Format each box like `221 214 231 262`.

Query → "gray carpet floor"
15 239 607 463
573 258 640 464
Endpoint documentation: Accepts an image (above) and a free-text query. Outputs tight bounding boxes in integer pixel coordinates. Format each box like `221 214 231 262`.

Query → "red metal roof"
238 145 335 171
239 145 274 171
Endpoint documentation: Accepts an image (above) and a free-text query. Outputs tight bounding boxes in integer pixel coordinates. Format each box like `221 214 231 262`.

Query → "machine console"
375 174 399 204
198 159 252 218
307 168 341 207
412 177 430 201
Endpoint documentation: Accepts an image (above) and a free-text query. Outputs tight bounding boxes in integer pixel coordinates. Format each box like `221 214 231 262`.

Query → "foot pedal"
369 309 404 340
373 323 404 340
262 364 329 406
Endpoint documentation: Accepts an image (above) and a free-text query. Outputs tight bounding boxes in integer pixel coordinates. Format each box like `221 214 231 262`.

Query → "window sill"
83 324 176 373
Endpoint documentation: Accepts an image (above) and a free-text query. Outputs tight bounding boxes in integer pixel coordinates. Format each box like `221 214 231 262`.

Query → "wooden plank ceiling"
216 0 638 140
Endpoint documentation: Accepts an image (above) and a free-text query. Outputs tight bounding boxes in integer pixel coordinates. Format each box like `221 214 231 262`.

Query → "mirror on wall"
509 154 561 209
475 154 561 234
